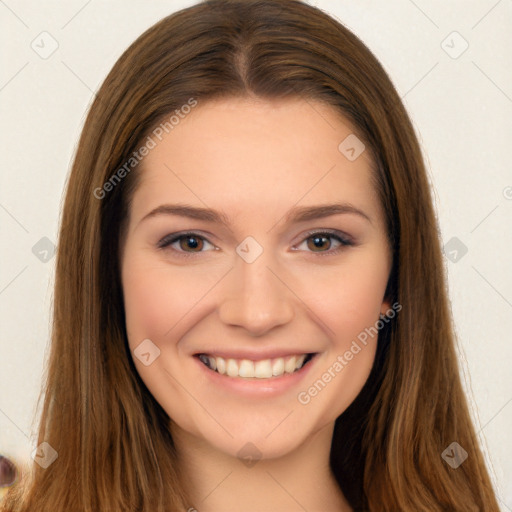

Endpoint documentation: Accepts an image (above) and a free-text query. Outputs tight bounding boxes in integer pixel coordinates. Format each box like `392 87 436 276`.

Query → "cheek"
123 268 168 345
121 253 211 344
306 253 389 343
292 253 389 416
121 254 206 429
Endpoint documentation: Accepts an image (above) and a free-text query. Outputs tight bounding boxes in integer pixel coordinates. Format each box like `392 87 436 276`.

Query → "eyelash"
156 230 354 258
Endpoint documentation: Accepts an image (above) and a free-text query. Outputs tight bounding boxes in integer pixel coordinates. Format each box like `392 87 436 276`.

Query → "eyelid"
156 231 217 251
291 229 353 255
157 229 354 256
298 228 353 246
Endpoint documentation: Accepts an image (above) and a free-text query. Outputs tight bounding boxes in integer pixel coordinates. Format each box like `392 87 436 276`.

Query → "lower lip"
193 354 318 397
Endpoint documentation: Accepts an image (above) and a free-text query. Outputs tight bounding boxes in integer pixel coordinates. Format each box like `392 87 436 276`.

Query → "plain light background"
0 0 511 509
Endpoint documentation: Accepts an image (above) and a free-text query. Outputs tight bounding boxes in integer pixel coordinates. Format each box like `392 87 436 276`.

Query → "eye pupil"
180 236 202 251
308 235 330 251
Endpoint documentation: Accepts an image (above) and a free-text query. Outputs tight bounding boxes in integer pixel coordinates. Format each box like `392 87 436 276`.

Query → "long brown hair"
1 0 499 510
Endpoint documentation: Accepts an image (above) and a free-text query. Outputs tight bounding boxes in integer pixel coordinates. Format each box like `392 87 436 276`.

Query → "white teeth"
238 359 255 378
254 359 273 378
199 353 311 378
295 354 306 369
271 357 285 376
226 358 239 377
216 357 226 375
284 356 297 374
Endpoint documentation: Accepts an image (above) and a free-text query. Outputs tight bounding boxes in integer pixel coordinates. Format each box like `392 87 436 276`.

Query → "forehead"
129 97 381 228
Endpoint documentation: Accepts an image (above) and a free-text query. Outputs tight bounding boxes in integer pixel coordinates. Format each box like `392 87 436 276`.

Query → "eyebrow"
138 202 372 228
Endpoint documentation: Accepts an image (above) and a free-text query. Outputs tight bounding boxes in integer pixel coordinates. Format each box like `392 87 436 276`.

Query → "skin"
120 97 392 512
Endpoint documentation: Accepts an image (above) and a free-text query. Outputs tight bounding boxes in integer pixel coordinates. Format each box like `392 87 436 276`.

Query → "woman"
0 0 500 510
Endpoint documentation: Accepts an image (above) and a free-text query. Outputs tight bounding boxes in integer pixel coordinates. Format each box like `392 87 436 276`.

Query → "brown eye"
306 234 333 252
178 235 204 252
157 232 215 255
294 230 353 255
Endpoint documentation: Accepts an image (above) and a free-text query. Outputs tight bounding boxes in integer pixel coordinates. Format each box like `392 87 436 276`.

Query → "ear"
380 294 392 317
380 301 391 317
380 263 395 316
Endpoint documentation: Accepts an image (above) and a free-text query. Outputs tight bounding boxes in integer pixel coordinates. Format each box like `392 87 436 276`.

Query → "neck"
172 422 353 512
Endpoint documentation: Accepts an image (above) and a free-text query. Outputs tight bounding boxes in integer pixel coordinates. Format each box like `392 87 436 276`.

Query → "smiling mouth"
197 353 315 379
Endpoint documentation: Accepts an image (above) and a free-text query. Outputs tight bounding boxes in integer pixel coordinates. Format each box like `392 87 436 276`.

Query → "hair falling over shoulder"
1 1 500 510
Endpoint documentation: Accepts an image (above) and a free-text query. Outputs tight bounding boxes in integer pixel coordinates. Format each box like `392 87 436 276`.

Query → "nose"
217 250 295 337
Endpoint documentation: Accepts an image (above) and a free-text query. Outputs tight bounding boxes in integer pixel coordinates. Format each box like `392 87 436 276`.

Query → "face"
120 97 392 460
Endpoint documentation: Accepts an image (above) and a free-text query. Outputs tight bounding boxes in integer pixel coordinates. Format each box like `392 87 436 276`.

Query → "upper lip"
194 349 316 360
